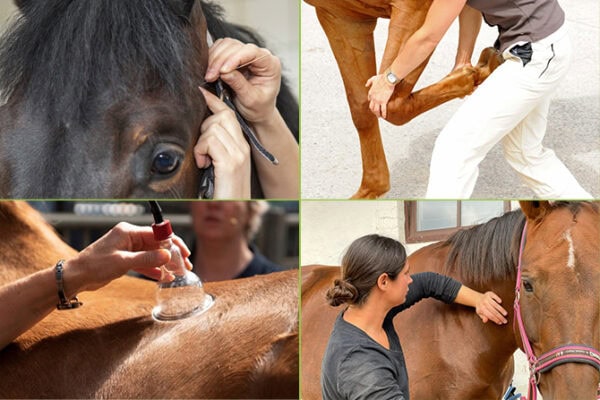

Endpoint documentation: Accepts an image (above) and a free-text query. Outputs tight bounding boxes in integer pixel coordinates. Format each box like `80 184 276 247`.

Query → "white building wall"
301 201 432 266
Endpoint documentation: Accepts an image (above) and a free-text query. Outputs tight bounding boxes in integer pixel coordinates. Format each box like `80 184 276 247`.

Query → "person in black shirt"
321 234 508 400
189 201 285 281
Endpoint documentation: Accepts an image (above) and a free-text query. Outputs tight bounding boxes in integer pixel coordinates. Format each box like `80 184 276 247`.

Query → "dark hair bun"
326 279 359 306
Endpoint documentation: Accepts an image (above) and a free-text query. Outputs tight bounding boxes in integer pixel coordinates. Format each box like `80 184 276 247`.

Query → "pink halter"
513 222 600 400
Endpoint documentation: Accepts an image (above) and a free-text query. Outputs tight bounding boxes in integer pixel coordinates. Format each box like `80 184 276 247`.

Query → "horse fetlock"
475 47 504 85
351 173 390 199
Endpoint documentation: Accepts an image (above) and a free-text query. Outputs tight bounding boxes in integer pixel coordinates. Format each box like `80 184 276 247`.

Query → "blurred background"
29 201 298 269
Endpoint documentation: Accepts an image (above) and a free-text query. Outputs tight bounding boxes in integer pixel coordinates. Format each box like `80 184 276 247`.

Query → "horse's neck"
410 241 518 346
0 201 76 284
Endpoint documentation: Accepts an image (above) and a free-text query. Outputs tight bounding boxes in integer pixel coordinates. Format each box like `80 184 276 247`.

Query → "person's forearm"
388 29 439 81
0 261 85 351
0 268 58 350
453 285 483 308
251 110 299 198
454 5 482 68
389 0 466 79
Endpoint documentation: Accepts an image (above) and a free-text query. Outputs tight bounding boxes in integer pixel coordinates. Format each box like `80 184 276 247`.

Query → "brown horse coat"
0 202 298 399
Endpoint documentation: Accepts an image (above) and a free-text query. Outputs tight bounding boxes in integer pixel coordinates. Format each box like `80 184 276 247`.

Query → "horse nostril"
151 150 181 175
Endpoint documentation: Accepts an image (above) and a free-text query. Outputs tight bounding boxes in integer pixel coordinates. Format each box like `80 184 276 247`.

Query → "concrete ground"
301 0 599 199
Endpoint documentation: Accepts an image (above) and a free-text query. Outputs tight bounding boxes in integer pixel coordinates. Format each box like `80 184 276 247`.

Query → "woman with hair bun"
321 234 508 400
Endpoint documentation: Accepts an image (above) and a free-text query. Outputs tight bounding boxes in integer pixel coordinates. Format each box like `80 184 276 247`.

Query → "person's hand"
366 74 395 119
475 291 508 325
195 87 251 199
451 61 473 73
65 222 193 294
204 38 281 124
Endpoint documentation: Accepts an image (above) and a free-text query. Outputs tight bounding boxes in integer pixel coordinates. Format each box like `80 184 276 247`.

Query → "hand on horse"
195 87 251 199
205 38 281 124
366 74 395 119
475 291 508 325
65 222 193 294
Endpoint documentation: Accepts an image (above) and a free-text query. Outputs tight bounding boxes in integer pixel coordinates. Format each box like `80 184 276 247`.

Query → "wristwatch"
385 69 400 85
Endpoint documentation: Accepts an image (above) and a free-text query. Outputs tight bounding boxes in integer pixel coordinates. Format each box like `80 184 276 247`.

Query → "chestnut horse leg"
380 4 504 125
314 8 389 199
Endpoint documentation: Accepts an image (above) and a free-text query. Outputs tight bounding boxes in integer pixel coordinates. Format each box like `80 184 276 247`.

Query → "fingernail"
205 69 216 79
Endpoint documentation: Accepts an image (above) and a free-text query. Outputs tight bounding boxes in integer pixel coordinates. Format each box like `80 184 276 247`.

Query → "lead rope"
197 31 279 199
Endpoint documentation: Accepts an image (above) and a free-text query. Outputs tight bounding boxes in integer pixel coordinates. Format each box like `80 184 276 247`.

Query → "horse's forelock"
442 210 525 287
0 0 204 124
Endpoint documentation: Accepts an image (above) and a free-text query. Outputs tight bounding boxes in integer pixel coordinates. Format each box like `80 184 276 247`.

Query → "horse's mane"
0 0 299 139
442 201 597 286
442 209 525 286
0 0 203 125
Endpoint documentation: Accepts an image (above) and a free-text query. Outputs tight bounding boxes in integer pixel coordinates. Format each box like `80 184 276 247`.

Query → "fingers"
194 96 249 173
206 38 277 81
118 249 171 272
194 88 251 198
366 75 394 119
478 292 508 325
133 266 168 281
171 235 191 258
201 86 232 114
369 99 385 119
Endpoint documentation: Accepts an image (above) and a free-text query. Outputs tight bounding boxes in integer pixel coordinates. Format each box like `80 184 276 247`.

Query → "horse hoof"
350 186 389 199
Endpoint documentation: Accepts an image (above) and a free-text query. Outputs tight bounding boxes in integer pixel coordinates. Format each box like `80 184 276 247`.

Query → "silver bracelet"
54 260 83 310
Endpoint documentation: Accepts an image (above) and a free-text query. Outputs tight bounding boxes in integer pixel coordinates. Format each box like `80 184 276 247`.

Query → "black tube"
148 201 164 224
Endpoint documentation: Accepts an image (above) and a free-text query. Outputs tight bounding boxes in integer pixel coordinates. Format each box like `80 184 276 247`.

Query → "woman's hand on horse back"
65 223 193 294
195 87 251 199
475 291 508 325
205 38 280 124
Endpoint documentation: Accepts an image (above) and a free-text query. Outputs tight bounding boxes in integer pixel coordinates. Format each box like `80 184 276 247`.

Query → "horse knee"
348 102 378 132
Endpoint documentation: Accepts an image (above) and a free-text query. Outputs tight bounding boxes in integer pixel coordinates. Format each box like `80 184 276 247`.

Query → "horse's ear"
168 0 196 19
14 0 34 14
519 201 553 223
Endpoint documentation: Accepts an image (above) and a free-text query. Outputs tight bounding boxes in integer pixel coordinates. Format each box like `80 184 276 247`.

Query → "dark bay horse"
302 201 600 399
0 201 298 398
0 0 298 198
304 0 503 198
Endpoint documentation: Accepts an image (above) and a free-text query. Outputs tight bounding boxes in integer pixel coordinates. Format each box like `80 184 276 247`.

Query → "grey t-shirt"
467 0 565 52
321 272 462 400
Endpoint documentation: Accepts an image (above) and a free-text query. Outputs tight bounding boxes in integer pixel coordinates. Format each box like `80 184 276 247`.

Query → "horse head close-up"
301 201 600 399
0 201 299 398
0 0 298 198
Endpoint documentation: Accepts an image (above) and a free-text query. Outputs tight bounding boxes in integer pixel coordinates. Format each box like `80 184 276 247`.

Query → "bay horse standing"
301 201 600 399
303 0 503 198
0 201 298 399
0 0 298 198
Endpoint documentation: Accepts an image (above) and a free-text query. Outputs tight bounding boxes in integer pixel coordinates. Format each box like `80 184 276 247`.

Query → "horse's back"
0 270 299 399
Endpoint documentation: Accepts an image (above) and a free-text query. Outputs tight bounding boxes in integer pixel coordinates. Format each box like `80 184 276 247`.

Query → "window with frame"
404 201 511 243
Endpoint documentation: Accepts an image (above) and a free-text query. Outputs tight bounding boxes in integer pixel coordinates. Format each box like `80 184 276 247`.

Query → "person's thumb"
219 70 252 95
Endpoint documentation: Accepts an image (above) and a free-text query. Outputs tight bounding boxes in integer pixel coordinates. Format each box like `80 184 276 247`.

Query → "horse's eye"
151 147 182 175
522 279 534 292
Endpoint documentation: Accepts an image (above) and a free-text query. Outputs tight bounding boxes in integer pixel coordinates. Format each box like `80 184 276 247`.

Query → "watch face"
386 72 398 84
